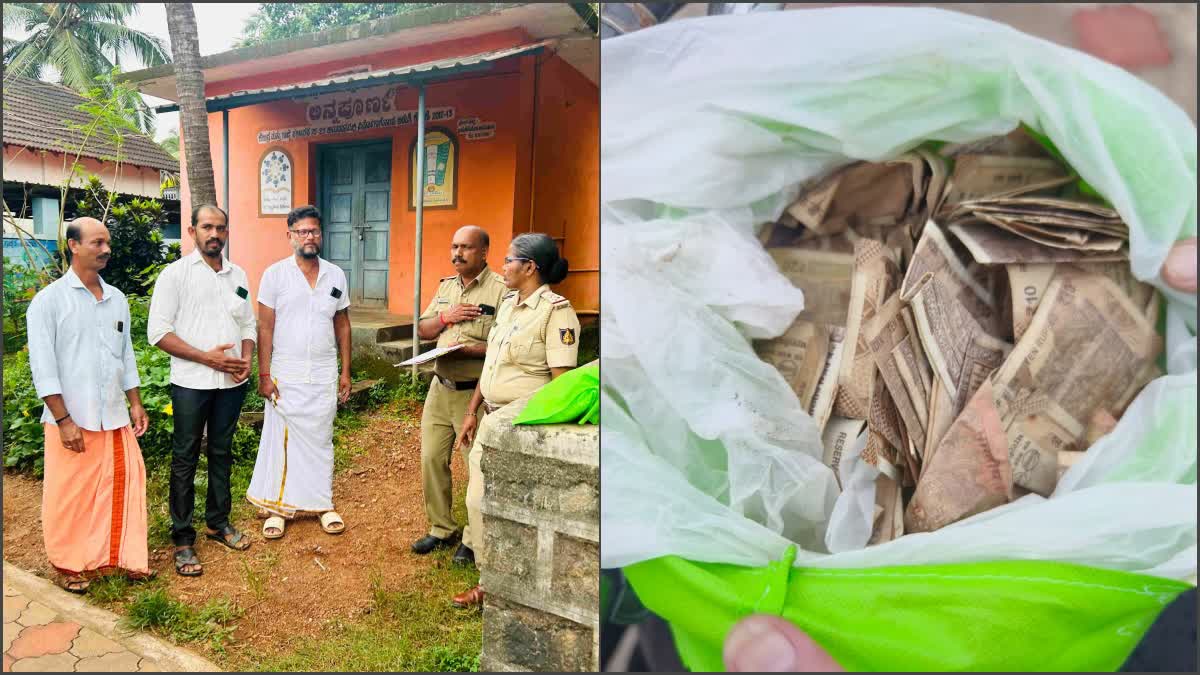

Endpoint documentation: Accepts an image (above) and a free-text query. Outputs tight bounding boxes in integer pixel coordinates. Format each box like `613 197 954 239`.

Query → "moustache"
206 239 221 246
452 257 466 263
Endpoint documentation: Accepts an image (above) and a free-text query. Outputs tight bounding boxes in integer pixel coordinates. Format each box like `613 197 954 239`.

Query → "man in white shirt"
26 217 151 593
147 204 256 576
246 205 351 539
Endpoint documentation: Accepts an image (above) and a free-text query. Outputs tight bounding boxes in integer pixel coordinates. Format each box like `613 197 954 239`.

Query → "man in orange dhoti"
25 217 151 593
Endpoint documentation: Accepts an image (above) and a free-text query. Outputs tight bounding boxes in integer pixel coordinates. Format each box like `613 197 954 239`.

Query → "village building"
2 76 181 267
120 3 598 363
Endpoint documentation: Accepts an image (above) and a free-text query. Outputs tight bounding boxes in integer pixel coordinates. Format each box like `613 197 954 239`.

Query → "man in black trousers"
147 204 257 576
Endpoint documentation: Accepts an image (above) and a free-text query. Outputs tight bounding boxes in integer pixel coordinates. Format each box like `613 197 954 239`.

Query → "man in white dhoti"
247 205 351 538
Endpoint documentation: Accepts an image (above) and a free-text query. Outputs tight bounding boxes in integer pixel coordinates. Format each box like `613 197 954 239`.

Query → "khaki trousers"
463 404 495 556
419 379 473 539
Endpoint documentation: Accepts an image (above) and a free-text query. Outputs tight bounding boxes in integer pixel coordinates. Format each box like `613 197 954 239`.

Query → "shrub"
72 176 169 296
3 350 48 475
2 264 45 352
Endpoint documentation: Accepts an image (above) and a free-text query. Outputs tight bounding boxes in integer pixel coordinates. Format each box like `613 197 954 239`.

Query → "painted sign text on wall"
258 106 455 144
457 116 496 141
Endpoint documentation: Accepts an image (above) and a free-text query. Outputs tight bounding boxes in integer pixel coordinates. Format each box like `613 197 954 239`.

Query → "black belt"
437 375 478 391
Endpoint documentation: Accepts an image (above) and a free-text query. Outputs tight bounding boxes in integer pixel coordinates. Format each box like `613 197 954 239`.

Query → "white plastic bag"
600 7 1197 579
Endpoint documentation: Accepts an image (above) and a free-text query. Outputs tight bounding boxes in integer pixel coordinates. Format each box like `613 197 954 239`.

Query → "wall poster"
409 128 458 210
259 147 293 216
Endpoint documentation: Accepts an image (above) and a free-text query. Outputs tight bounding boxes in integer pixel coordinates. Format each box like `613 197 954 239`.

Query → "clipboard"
394 343 465 367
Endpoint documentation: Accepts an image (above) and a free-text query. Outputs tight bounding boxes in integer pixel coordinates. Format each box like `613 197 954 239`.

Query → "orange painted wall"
528 54 599 313
177 33 598 317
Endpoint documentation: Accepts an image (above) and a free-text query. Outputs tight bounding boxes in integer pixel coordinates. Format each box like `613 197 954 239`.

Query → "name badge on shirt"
331 287 343 299
236 286 249 299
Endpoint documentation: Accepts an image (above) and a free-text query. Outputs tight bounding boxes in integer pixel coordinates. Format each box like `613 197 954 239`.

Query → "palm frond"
48 30 99 92
79 20 170 68
1 3 46 32
77 3 137 25
4 29 52 79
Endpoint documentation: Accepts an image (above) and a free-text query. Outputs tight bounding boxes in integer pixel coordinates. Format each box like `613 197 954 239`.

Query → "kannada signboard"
256 82 455 144
457 116 496 141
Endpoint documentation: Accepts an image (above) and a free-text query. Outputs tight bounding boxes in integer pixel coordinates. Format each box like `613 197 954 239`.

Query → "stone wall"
476 391 599 672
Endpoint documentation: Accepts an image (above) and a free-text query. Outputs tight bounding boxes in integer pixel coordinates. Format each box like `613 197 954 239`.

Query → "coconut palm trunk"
164 2 216 207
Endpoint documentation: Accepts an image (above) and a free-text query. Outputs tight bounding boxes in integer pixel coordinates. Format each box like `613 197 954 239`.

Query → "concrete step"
377 338 439 366
350 307 415 345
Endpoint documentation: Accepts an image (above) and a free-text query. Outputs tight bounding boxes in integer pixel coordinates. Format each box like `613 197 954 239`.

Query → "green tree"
235 3 439 47
72 175 168 295
158 126 179 159
2 3 170 134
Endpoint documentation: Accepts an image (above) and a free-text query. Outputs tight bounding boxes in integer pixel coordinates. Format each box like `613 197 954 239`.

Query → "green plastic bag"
513 362 599 425
625 551 1191 672
601 6 1197 672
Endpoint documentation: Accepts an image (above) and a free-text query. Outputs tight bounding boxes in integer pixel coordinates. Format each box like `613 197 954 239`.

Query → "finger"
1162 238 1197 293
724 615 843 673
215 343 235 351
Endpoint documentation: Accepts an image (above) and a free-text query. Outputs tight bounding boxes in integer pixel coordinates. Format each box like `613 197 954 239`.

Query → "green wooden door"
319 141 392 307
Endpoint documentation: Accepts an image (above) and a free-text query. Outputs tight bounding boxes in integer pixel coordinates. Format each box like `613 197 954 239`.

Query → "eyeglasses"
290 228 322 239
504 256 535 266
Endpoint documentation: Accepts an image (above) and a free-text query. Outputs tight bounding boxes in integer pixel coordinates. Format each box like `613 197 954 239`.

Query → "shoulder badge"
559 327 576 346
541 288 568 305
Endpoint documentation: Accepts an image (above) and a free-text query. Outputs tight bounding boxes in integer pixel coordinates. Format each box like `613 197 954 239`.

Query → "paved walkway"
3 562 219 673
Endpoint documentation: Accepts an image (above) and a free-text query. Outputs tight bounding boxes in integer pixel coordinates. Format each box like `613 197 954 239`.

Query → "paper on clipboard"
394 343 464 367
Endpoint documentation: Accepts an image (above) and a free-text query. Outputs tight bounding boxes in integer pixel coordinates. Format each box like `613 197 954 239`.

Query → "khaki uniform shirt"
481 284 581 406
419 267 509 381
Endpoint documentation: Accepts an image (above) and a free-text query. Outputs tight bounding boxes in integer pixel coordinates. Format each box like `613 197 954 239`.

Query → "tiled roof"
2 76 178 173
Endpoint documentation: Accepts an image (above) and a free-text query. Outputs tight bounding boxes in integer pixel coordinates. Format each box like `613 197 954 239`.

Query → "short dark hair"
63 220 83 262
287 205 322 229
461 224 489 249
511 233 568 285
191 204 227 226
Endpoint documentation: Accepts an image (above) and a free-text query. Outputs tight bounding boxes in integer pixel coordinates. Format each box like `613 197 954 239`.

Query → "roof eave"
118 3 537 87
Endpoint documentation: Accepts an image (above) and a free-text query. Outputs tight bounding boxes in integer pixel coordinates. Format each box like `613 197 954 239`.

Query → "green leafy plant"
3 350 49 475
236 3 439 47
70 179 168 295
2 264 42 352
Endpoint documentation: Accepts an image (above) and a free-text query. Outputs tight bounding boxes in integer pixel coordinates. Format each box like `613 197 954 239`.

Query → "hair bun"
548 257 569 284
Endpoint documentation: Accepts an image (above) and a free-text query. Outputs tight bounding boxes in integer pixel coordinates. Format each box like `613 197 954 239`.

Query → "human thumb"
1162 238 1197 293
723 615 844 672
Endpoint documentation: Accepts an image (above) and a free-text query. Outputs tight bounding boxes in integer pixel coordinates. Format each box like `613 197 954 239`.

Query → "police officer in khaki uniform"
410 226 508 563
451 233 581 608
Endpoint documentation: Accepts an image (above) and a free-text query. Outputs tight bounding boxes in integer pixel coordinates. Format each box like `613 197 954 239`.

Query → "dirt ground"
2 398 477 667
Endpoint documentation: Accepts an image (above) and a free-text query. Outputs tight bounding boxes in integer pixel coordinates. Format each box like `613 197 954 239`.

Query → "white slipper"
320 511 345 535
263 516 286 539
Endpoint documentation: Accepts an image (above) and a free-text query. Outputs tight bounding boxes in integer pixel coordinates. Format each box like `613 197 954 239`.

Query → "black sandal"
60 575 90 594
174 547 203 577
205 524 251 551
